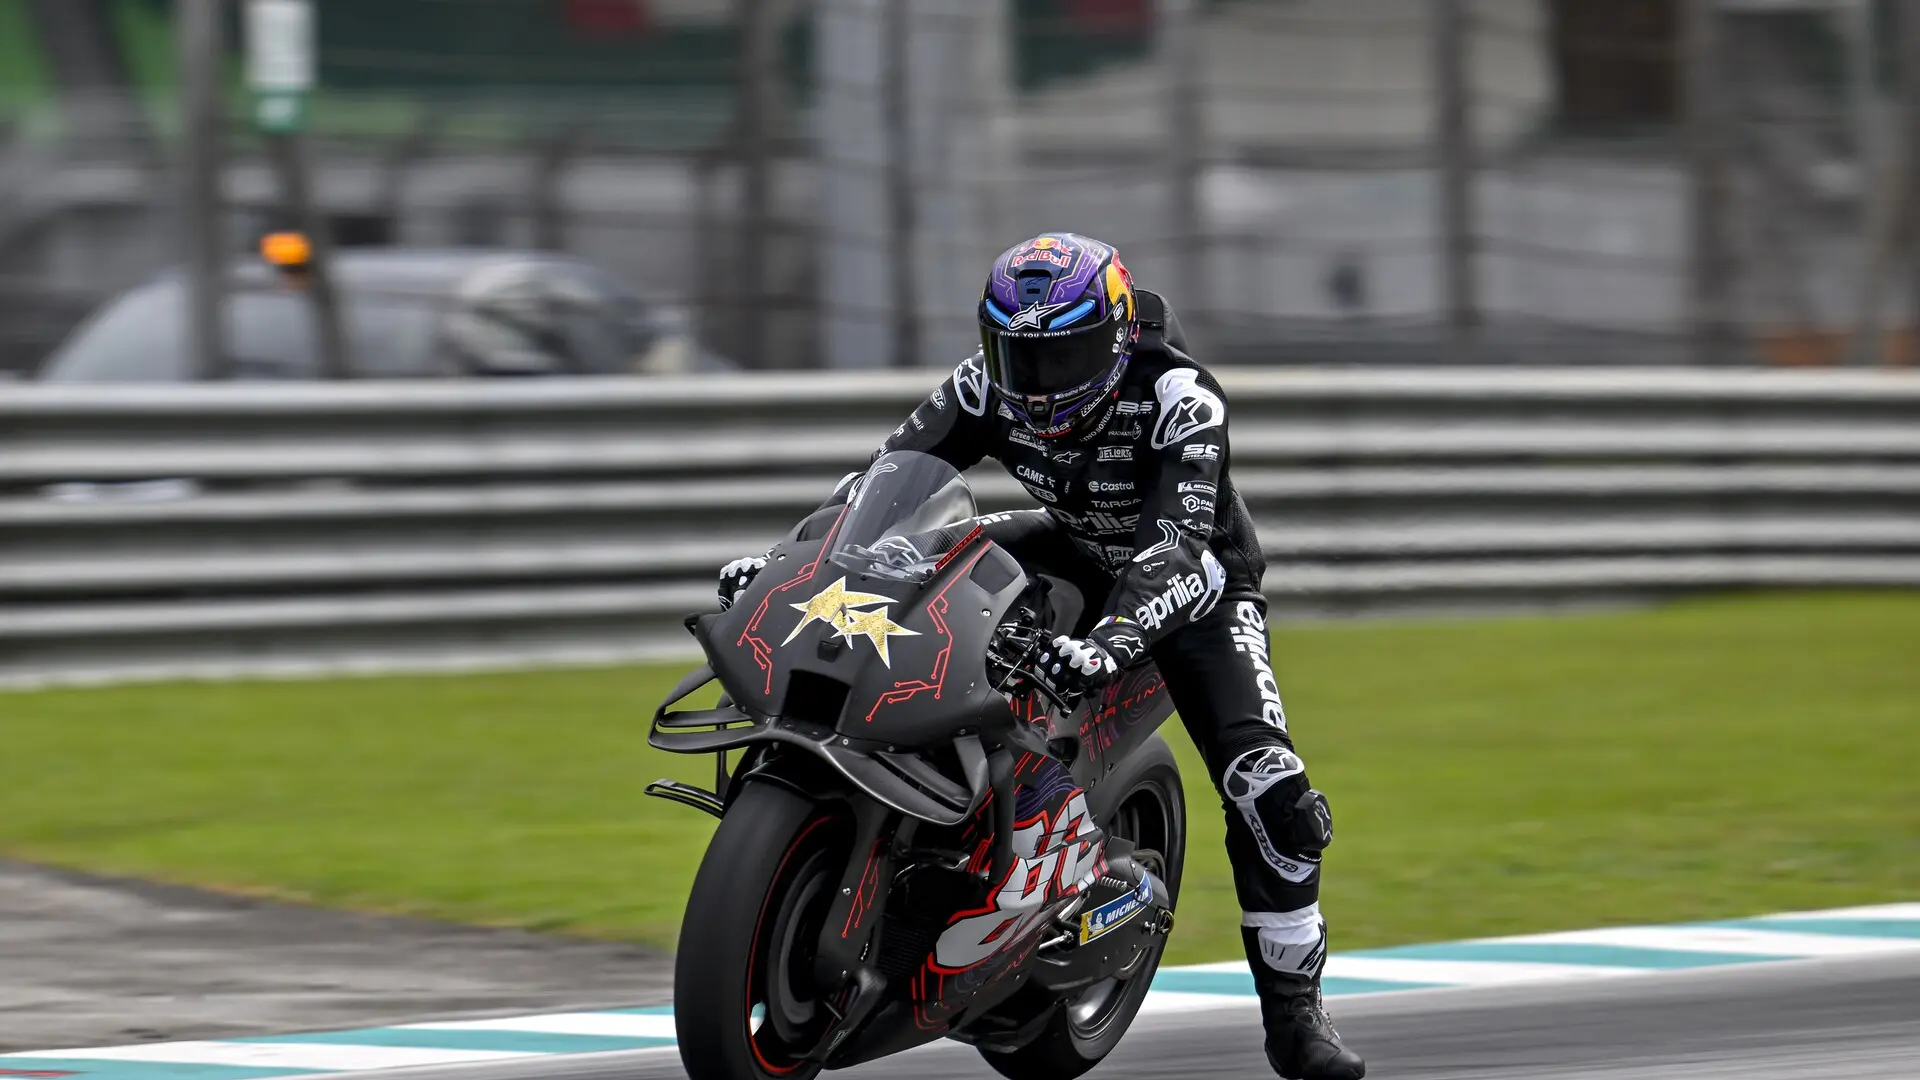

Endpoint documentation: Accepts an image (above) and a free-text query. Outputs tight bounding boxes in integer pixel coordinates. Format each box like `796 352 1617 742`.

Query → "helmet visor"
981 324 1118 402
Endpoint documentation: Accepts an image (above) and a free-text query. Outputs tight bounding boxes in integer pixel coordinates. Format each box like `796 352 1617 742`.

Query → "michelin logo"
1079 875 1154 944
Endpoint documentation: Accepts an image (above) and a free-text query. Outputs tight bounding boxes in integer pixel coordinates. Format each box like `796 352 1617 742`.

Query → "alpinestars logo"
1150 370 1226 449
1007 301 1075 332
1231 601 1287 732
954 356 989 417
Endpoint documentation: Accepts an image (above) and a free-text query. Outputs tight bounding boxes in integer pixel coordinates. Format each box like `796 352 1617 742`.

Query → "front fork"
803 795 900 1062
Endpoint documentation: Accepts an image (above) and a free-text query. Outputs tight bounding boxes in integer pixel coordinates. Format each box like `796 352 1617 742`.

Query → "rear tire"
977 739 1187 1080
674 781 851 1080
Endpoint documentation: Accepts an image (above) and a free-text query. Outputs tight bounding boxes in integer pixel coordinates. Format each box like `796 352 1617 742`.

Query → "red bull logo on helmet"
1012 235 1076 270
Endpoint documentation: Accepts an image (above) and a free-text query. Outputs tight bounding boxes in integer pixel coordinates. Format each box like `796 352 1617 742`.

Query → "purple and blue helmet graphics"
979 232 1138 437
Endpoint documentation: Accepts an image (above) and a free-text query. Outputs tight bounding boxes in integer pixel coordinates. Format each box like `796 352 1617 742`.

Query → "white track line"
1139 990 1264 1014
8 1043 539 1070
1490 925 1920 957
400 1014 677 1039
1324 957 1645 986
1752 903 1920 921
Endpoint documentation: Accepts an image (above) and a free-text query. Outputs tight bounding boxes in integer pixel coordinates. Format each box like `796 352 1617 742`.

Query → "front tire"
674 781 851 1080
978 739 1187 1080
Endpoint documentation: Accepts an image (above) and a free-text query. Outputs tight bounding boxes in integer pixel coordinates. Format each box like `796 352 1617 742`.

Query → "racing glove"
717 555 768 611
1036 634 1120 703
1033 615 1150 703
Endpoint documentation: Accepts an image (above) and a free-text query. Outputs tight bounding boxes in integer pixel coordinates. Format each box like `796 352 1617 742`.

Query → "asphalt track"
324 951 1920 1080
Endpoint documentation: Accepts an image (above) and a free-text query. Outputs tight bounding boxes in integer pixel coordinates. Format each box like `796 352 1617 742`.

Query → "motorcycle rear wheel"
977 746 1187 1080
674 781 851 1080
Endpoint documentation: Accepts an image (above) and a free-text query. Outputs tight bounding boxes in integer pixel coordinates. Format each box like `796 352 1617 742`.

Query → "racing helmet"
978 233 1138 437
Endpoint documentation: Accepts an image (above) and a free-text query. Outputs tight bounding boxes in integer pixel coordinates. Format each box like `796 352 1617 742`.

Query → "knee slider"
1223 748 1334 879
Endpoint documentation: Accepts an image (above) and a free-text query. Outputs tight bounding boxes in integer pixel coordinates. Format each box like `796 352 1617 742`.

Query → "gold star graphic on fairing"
836 605 920 667
783 578 896 646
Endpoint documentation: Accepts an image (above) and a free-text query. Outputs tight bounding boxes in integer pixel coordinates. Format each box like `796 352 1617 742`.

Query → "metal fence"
4 367 1919 687
7 1 1920 379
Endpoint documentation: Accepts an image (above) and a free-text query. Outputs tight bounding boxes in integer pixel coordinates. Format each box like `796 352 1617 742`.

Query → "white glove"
1039 634 1120 701
717 555 768 611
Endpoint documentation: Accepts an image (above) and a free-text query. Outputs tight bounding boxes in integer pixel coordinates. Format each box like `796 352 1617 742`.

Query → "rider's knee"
1222 746 1333 881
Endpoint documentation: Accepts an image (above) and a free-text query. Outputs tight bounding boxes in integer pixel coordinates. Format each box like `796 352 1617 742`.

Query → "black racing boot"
1262 976 1366 1080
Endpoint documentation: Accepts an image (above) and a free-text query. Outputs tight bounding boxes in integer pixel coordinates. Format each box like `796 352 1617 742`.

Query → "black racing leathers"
853 337 1262 666
838 306 1338 1020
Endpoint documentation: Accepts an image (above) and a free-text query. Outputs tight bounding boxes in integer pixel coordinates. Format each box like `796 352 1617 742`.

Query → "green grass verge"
2 592 1916 965
0 0 53 118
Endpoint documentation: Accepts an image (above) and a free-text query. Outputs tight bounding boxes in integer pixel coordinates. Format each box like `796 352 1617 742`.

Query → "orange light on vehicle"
261 232 312 270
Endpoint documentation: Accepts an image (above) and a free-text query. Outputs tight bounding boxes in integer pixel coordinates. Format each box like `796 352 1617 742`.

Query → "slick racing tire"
978 735 1187 1080
674 781 853 1080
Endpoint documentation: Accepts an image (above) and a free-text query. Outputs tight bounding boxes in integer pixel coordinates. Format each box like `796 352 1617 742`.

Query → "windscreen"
828 452 978 580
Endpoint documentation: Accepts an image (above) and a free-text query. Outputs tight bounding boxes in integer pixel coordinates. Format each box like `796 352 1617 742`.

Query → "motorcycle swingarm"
1021 845 1175 996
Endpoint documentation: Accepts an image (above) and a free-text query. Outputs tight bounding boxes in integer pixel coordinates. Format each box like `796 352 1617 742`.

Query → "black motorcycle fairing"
694 530 1028 744
651 693 992 826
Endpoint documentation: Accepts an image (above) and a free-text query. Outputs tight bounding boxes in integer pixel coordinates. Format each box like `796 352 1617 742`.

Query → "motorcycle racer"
720 233 1365 1080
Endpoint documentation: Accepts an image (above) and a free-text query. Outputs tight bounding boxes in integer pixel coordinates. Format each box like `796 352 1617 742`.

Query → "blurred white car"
37 247 733 382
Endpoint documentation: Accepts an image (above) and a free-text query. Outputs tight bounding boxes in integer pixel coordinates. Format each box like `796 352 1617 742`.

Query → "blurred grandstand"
0 0 1914 378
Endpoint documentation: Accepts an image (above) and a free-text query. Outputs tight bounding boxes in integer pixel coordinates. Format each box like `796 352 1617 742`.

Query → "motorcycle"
648 450 1186 1080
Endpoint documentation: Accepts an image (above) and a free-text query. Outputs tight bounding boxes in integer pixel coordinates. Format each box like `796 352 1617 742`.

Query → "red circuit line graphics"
737 508 848 696
862 543 989 724
841 838 884 939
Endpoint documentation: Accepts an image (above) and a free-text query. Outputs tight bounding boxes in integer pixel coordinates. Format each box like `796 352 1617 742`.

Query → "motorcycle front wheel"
674 781 852 1080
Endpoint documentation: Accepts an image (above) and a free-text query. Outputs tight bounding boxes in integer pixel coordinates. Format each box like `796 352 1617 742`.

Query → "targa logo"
783 577 920 667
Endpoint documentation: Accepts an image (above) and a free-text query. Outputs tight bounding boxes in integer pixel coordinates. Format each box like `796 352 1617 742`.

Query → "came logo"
1016 464 1054 489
